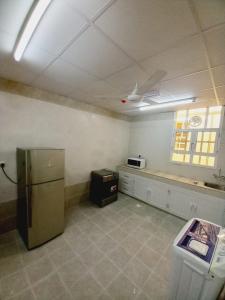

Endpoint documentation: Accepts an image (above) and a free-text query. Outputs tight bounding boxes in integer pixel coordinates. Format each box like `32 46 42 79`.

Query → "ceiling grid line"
188 0 220 106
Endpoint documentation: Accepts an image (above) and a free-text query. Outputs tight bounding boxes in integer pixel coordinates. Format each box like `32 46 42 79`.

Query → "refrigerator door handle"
28 185 32 228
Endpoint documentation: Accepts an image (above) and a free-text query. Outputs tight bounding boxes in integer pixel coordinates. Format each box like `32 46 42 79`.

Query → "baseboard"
0 181 90 235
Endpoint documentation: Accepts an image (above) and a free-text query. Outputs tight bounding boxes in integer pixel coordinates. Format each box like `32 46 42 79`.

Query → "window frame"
170 106 224 169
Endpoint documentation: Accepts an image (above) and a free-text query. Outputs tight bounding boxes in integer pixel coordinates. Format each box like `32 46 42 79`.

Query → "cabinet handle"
166 203 170 209
168 189 171 195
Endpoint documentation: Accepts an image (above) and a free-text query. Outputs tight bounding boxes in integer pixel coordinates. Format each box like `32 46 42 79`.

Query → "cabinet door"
134 175 149 202
193 193 225 226
147 179 169 210
168 186 192 220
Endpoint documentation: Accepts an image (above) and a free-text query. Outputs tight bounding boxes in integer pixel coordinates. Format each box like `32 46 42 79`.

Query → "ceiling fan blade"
142 97 158 105
131 82 138 95
93 95 127 98
139 70 167 94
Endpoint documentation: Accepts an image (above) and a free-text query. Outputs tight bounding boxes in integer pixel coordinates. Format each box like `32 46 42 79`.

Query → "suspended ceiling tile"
84 80 119 96
106 65 149 93
204 25 225 67
41 59 97 91
61 26 133 79
96 0 198 61
0 59 37 84
193 0 225 30
160 70 212 99
141 35 207 81
30 0 88 56
32 75 74 97
216 86 225 102
21 45 54 75
65 0 113 20
212 65 225 87
0 0 33 36
0 31 16 62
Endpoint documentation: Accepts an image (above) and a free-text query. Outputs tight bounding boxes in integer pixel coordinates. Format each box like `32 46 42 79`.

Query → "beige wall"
129 111 225 183
0 91 130 203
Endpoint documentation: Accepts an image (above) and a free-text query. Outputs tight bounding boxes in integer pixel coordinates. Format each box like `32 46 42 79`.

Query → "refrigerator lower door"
29 149 64 184
27 180 64 249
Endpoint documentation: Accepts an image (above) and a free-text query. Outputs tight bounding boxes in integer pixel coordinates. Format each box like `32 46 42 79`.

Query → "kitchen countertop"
118 165 225 200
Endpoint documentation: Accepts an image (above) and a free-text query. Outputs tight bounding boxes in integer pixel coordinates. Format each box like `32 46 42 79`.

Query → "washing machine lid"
177 219 220 263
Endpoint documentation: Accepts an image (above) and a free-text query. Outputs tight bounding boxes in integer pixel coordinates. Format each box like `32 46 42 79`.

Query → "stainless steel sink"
204 182 225 191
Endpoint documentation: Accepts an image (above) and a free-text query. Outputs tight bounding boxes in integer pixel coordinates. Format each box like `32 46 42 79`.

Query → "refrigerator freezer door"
29 149 64 184
27 180 64 249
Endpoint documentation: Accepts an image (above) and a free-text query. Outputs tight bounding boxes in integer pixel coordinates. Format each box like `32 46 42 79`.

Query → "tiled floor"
0 193 185 300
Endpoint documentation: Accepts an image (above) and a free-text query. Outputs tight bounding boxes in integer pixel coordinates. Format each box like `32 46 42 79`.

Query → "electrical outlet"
0 161 5 168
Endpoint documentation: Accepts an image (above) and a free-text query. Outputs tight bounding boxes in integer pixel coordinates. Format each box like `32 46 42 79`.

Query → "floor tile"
146 236 170 255
142 273 168 300
94 235 118 254
136 291 150 300
86 224 106 242
130 227 152 245
92 257 120 287
49 243 75 268
67 232 93 255
123 257 151 288
108 246 131 269
21 245 47 267
0 194 184 300
156 257 171 282
80 243 104 269
107 273 139 300
121 235 142 256
70 272 102 300
91 215 115 233
7 289 35 300
140 221 158 236
0 270 28 299
26 256 54 284
0 242 20 261
108 227 128 243
97 290 113 300
136 245 161 270
118 207 133 218
58 256 87 288
32 273 66 300
0 256 23 279
45 235 66 253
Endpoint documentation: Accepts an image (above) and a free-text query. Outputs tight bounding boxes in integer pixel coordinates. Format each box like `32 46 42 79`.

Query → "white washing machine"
169 218 225 300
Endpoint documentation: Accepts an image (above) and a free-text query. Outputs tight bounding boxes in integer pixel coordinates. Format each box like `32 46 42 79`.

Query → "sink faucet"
213 168 225 182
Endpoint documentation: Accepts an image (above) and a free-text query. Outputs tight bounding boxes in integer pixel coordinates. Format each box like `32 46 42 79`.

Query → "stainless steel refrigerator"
17 148 65 249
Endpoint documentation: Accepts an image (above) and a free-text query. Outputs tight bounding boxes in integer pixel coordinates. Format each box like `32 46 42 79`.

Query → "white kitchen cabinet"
134 175 149 202
191 192 225 225
147 179 169 210
168 186 194 220
118 170 225 226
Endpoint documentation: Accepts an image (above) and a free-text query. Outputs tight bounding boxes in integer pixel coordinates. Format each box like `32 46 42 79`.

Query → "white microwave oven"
127 157 146 169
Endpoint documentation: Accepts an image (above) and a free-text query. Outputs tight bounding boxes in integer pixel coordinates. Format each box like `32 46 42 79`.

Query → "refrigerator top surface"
20 148 65 185
17 148 64 150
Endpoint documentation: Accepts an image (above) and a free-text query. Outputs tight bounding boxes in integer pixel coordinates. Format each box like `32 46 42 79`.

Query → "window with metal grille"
171 106 224 168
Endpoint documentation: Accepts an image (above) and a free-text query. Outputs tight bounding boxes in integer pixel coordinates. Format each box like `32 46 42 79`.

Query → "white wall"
0 91 130 203
129 111 225 183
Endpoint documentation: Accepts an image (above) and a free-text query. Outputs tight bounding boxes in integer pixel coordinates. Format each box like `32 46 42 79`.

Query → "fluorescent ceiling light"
139 97 196 111
14 0 52 61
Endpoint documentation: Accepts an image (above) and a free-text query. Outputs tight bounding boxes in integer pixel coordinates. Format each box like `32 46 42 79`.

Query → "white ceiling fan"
95 70 167 106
